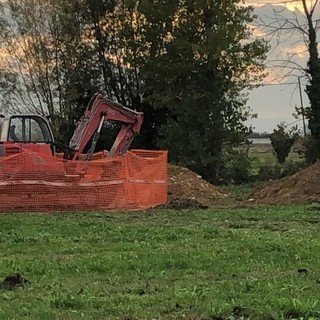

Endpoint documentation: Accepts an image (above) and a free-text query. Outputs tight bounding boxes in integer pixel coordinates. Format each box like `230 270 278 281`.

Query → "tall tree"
0 0 57 116
0 0 268 172
257 0 320 160
0 0 102 142
302 0 320 156
140 0 268 181
80 0 173 149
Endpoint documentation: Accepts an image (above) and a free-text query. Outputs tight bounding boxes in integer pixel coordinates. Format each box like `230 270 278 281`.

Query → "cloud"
262 68 288 85
243 0 314 12
280 44 308 59
248 3 311 85
250 24 267 37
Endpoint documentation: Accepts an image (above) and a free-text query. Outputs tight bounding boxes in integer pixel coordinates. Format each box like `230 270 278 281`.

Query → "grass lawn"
0 206 320 319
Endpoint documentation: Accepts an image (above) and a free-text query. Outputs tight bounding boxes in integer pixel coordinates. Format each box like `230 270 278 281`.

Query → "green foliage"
305 8 320 156
221 181 262 201
301 134 320 164
245 142 305 183
270 124 299 164
257 163 282 181
0 206 319 319
0 0 268 170
223 148 252 185
256 160 305 182
281 160 306 177
141 0 268 180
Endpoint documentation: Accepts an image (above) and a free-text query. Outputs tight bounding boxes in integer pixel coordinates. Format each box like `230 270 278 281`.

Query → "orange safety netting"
0 149 167 212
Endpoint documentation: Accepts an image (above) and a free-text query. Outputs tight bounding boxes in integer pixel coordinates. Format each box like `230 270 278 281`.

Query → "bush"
257 163 282 181
270 124 299 164
223 149 252 185
302 135 320 164
281 160 306 177
256 161 306 182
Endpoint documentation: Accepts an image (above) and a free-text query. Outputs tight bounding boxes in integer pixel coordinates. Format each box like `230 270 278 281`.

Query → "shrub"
281 160 306 177
302 135 320 164
257 163 282 181
223 149 252 185
270 124 299 164
256 161 306 182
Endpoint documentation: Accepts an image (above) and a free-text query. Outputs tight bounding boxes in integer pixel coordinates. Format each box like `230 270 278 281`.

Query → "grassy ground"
0 206 320 319
248 144 302 168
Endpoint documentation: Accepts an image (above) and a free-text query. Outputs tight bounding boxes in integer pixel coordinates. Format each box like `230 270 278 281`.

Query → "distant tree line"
248 132 270 139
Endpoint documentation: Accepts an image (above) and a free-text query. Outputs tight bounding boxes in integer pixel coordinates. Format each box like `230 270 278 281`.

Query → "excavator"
0 91 144 160
0 92 166 212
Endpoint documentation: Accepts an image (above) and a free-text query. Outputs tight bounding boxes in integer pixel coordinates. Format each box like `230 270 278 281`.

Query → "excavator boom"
68 92 143 160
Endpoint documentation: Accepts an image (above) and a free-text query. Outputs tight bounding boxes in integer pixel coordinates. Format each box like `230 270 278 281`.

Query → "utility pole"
298 76 307 138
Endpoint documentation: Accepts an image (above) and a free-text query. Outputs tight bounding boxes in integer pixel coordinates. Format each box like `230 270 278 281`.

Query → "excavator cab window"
8 116 53 143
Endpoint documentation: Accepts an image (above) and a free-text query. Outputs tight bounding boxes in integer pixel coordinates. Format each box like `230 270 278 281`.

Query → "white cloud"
280 44 308 59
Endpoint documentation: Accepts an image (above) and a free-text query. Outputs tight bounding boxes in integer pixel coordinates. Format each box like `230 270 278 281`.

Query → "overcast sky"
243 0 318 132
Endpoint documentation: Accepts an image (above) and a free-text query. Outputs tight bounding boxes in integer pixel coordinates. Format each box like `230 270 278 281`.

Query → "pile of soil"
249 161 320 204
166 164 229 209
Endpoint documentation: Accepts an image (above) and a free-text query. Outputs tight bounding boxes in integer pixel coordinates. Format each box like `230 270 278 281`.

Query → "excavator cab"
0 92 143 160
0 115 55 156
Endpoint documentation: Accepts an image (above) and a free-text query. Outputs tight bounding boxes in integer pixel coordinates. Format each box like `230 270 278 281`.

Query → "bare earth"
166 164 231 209
249 160 320 205
167 161 320 209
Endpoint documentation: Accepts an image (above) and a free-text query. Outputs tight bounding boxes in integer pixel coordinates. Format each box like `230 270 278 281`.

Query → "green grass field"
248 143 302 167
0 206 320 319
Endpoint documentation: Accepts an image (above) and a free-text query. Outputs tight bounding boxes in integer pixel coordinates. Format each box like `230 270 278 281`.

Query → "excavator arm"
66 92 143 160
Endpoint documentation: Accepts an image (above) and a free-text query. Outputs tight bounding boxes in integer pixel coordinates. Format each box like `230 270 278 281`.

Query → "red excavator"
0 91 144 160
0 92 167 212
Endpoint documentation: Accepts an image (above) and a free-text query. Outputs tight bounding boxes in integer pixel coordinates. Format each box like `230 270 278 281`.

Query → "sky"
242 0 319 133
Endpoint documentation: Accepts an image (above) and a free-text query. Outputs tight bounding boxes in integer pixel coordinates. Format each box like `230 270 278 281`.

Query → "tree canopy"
0 0 268 182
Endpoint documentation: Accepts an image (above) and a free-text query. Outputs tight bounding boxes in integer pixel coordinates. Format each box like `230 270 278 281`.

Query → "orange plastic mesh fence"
0 149 167 212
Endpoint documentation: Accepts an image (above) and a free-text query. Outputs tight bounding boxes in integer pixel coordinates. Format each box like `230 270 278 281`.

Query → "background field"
248 143 302 166
0 205 320 319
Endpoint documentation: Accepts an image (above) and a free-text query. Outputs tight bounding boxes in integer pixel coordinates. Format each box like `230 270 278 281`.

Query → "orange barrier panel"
0 149 167 212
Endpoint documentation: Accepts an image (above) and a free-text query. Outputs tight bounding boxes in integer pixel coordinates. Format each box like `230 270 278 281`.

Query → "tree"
0 0 58 117
82 0 171 150
302 0 320 157
140 0 268 181
0 0 102 142
270 123 299 164
257 0 320 160
0 0 268 175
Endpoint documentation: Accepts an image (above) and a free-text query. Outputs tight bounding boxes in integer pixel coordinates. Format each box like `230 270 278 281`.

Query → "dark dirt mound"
167 164 230 209
0 273 30 290
249 160 320 204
